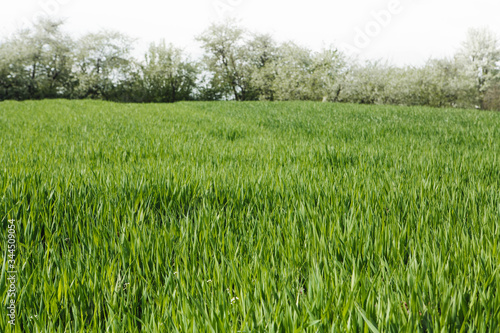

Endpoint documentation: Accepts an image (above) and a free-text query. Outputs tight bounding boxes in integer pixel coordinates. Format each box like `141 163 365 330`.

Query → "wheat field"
1 100 499 332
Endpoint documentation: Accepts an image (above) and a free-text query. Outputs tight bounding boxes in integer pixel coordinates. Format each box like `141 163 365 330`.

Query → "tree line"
1 19 499 110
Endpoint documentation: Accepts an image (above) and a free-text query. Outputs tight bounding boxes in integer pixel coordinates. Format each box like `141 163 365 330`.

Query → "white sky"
1 0 499 66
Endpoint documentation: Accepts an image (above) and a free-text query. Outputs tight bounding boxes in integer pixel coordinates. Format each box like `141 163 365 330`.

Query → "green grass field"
1 100 499 332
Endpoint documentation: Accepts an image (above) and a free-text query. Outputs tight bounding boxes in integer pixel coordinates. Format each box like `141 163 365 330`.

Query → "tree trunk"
171 81 176 103
31 62 37 80
231 80 239 101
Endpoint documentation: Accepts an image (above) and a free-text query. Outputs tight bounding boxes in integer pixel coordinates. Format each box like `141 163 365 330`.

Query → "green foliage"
0 20 499 109
1 100 499 331
195 22 346 102
338 59 479 109
138 41 198 103
457 27 500 107
0 18 74 100
73 30 135 99
483 83 500 111
196 20 255 101
271 42 315 101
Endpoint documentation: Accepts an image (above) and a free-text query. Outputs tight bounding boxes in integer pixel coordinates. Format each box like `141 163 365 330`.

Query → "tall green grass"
0 100 499 332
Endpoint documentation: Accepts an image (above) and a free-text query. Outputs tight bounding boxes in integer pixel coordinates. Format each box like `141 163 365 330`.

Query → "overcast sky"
1 0 499 66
